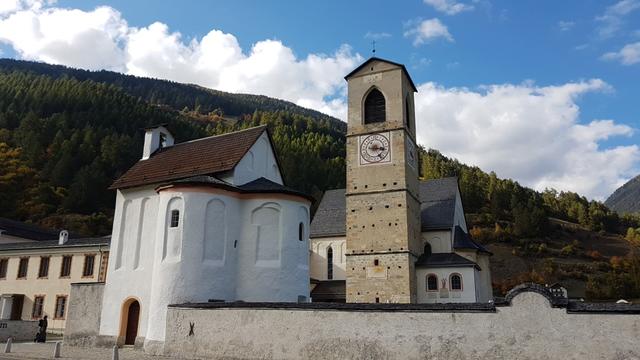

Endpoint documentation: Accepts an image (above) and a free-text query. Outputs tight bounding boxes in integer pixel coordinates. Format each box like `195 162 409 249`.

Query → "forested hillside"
605 175 640 215
0 63 345 234
0 59 638 300
0 59 344 127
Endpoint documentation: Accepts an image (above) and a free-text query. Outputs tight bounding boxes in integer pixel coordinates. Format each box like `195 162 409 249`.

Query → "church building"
96 125 312 349
64 56 492 353
309 57 492 304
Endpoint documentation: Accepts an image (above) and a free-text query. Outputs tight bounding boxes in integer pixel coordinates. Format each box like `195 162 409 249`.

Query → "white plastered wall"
422 230 452 253
232 132 283 186
98 186 158 341
309 237 347 281
100 186 311 346
415 266 477 303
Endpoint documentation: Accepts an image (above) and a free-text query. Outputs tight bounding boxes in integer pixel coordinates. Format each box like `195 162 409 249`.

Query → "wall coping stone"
169 283 640 314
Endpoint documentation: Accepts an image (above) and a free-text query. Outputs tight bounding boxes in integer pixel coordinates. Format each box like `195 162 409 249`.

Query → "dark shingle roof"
0 217 59 241
0 236 111 251
420 177 458 231
164 176 313 201
110 126 267 190
453 225 491 254
311 280 346 302
415 252 480 269
310 189 346 238
310 177 460 238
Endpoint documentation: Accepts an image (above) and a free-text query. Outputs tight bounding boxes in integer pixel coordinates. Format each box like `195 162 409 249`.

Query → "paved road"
0 342 187 359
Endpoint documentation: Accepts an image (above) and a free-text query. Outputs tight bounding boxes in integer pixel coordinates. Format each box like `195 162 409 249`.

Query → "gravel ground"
0 342 187 360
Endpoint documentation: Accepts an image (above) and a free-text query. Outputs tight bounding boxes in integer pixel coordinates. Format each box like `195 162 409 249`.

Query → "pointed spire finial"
372 40 376 55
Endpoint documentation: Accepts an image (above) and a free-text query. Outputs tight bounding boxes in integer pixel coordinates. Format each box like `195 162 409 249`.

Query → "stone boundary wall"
0 320 38 342
63 282 105 347
164 284 640 360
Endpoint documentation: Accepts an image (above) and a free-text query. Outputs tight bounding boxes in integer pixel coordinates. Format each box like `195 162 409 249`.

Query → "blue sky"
0 0 639 199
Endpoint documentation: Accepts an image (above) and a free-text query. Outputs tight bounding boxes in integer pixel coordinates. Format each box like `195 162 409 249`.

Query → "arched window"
405 96 412 130
327 246 333 280
364 88 386 124
423 242 432 257
450 273 462 291
426 274 438 291
298 222 304 241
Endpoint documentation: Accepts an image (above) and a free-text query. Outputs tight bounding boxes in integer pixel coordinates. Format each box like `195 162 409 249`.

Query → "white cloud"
595 0 640 39
413 79 639 200
0 5 128 71
602 42 640 65
423 0 474 15
0 4 361 119
0 0 51 15
404 18 454 46
558 20 575 31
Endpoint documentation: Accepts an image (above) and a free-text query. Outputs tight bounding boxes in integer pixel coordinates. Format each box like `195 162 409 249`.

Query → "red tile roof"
110 125 268 190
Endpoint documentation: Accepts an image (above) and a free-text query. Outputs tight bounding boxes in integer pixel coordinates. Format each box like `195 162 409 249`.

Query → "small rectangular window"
17 257 28 279
38 257 50 278
54 295 67 319
0 259 8 279
60 256 72 278
170 210 180 228
83 255 95 277
32 296 45 318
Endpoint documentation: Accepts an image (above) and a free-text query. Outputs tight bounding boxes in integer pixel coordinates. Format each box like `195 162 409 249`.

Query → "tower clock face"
359 132 391 165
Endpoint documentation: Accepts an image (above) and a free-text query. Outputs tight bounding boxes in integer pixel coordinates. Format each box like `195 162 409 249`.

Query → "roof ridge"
165 125 267 148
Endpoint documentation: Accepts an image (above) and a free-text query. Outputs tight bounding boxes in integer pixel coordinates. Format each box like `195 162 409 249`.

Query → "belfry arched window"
364 88 386 124
327 246 333 280
450 273 462 291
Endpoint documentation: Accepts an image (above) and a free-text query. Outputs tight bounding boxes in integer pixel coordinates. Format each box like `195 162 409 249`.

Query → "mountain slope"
0 59 345 131
605 175 640 214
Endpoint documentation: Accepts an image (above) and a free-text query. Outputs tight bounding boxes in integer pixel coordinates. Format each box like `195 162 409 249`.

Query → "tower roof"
344 57 418 92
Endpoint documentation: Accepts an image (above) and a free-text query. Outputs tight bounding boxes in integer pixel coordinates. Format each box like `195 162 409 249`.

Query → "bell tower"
344 57 421 303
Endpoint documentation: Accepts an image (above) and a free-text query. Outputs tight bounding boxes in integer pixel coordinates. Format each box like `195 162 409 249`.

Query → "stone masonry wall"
63 282 105 347
164 286 640 360
0 320 38 342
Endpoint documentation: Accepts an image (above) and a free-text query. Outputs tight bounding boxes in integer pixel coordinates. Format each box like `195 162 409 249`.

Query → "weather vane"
372 40 376 55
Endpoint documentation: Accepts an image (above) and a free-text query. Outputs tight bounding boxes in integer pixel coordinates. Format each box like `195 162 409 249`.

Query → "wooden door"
124 301 139 345
10 295 24 320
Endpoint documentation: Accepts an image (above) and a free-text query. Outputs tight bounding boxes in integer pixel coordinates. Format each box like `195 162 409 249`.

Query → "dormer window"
159 132 167 148
364 88 386 124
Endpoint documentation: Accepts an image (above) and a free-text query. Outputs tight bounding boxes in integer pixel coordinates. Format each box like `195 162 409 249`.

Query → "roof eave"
344 57 418 92
309 232 346 239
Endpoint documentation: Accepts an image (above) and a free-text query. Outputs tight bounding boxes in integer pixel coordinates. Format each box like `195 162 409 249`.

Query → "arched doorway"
121 299 140 345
